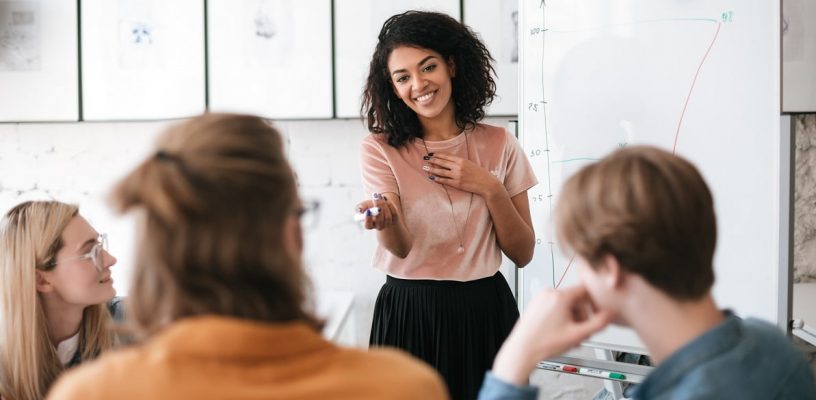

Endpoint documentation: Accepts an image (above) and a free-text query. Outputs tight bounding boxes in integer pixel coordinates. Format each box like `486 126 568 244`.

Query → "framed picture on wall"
208 0 333 119
0 0 79 122
464 0 519 116
783 0 816 112
81 0 205 121
333 0 461 119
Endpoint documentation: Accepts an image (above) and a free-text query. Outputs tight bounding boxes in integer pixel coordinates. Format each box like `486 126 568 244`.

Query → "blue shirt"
478 312 816 400
632 312 816 399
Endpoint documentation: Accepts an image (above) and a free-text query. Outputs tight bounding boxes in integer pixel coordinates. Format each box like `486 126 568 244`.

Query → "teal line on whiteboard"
541 17 720 34
553 157 600 164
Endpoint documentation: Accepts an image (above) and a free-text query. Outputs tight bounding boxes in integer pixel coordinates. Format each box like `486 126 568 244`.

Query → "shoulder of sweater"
342 347 444 382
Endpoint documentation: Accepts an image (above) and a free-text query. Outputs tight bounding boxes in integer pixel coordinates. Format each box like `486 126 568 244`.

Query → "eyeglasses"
51 234 108 272
295 200 320 230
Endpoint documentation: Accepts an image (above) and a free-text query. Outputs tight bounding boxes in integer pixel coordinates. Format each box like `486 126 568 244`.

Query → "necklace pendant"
457 245 464 254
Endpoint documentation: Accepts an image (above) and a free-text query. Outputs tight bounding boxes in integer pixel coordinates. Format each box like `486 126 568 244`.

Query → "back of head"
555 146 717 300
0 201 78 399
362 10 496 147
111 113 319 337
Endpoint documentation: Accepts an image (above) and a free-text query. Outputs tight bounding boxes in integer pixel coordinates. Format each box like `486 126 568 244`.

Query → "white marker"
536 362 560 371
578 367 626 380
354 207 381 222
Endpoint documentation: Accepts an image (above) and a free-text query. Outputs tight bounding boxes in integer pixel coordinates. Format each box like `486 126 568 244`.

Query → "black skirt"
369 272 519 400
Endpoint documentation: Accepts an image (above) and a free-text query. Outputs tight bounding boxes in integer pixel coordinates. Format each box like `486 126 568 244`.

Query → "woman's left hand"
425 152 501 197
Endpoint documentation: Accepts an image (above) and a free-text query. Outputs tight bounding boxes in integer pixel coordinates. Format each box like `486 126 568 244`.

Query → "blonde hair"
555 146 716 300
0 201 115 400
110 113 320 339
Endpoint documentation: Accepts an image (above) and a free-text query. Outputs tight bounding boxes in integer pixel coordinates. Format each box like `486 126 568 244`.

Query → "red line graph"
673 22 722 154
544 19 723 289
555 254 576 289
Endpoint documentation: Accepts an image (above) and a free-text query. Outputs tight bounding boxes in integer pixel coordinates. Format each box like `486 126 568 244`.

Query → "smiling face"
37 215 117 307
387 45 456 123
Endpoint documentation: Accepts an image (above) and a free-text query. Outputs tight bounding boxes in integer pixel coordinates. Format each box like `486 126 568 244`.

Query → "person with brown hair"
358 11 537 400
0 201 120 400
478 146 816 399
46 113 447 400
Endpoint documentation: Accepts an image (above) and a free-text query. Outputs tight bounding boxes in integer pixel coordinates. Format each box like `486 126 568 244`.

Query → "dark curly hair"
361 11 496 148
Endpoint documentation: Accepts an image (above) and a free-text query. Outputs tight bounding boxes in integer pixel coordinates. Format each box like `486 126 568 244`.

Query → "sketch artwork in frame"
464 0 519 116
783 0 816 112
81 0 205 120
333 0 461 118
208 0 332 119
0 0 78 121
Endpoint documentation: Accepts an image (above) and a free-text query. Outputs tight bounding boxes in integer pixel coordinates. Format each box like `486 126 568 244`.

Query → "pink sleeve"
502 130 538 197
360 135 400 196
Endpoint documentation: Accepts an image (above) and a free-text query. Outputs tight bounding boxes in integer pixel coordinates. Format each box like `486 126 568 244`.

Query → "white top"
56 332 80 366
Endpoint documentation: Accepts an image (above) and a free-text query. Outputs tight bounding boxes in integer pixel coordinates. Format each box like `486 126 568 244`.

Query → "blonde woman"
47 113 447 400
0 201 121 400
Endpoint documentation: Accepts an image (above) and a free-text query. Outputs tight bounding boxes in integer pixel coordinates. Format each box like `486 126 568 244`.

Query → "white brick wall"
0 116 509 348
0 120 169 322
0 118 377 345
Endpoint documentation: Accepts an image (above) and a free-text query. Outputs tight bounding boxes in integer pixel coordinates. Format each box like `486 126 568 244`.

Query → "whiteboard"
333 0 460 118
463 0 518 116
520 0 784 353
208 0 333 119
0 0 78 122
81 0 205 121
782 0 816 112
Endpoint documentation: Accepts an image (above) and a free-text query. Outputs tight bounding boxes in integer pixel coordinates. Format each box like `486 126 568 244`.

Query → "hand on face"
425 152 501 197
520 285 612 356
356 193 399 231
492 285 613 385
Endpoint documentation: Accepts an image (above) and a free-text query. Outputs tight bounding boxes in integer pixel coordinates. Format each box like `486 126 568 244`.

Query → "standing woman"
359 11 537 400
0 201 120 400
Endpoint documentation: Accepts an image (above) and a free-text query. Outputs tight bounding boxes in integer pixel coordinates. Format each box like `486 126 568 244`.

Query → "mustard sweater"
47 316 448 400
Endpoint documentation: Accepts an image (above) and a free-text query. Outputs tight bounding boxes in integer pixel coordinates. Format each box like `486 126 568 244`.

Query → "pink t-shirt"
360 123 538 281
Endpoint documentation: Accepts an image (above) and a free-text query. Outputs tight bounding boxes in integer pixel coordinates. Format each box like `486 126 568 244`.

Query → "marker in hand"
354 207 381 222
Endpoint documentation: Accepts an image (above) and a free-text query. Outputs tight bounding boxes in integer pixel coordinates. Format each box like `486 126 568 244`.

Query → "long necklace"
421 131 474 254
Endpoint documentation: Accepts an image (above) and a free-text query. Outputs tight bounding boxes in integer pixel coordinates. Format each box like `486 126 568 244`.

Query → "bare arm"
492 286 612 385
483 187 535 267
427 154 535 266
357 192 413 258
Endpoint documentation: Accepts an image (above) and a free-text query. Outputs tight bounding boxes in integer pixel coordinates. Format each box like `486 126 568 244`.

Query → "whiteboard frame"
780 114 794 334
